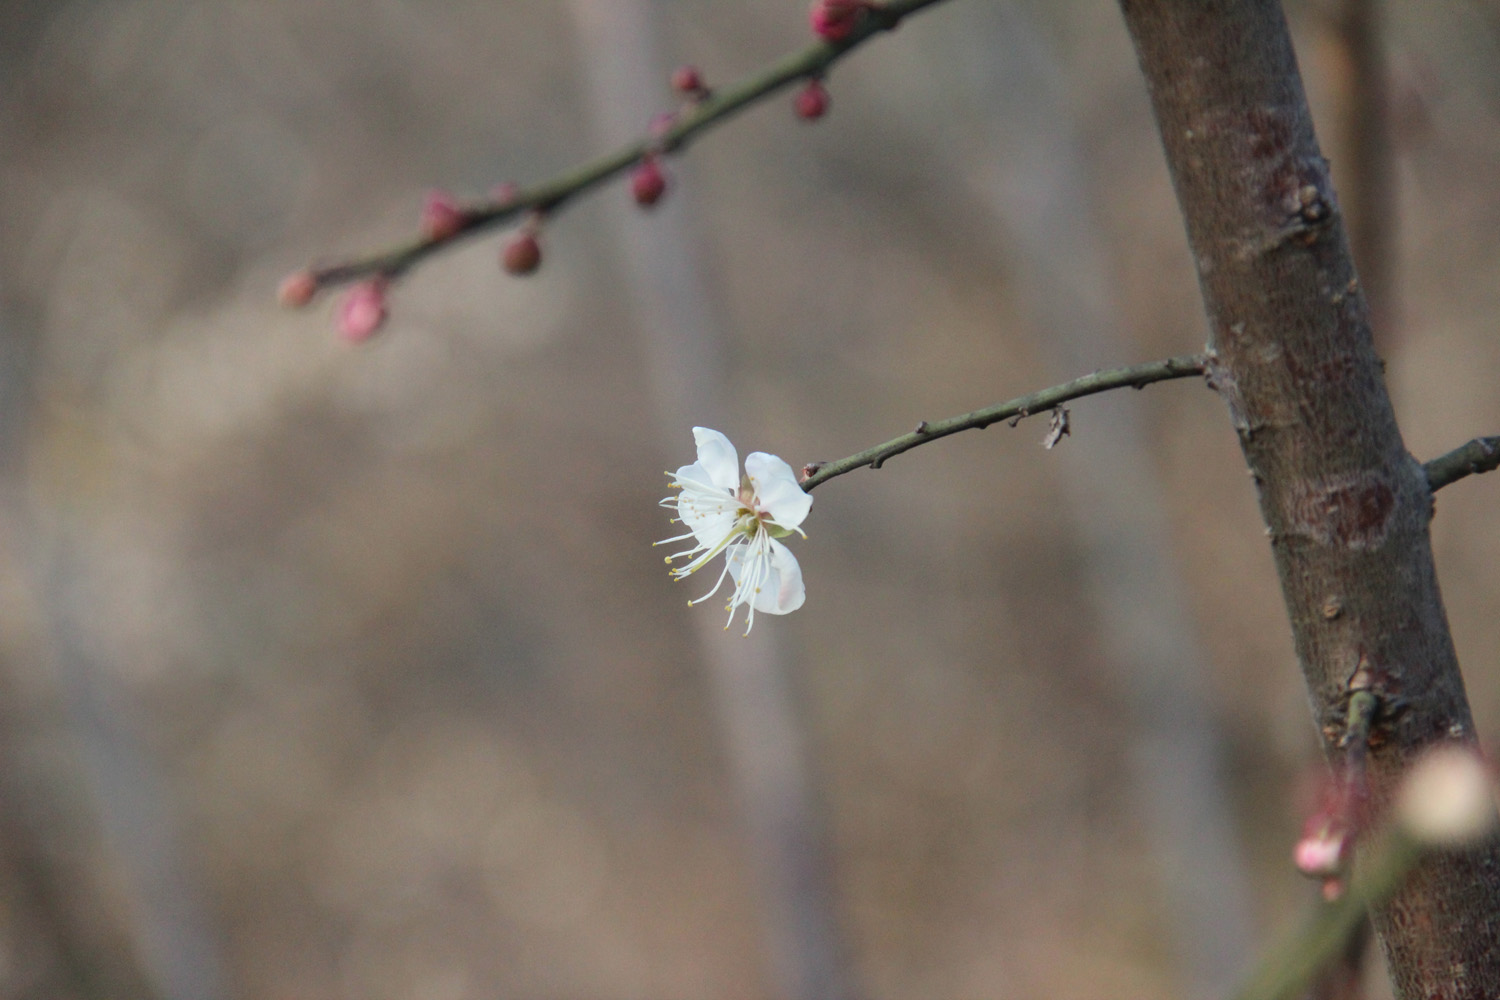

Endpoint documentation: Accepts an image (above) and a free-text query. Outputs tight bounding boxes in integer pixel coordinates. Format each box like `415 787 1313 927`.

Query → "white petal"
744 452 812 529
672 462 734 504
671 461 717 491
692 427 740 492
727 538 805 615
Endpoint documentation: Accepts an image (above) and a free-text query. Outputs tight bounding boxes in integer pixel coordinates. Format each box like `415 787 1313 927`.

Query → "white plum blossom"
657 427 812 634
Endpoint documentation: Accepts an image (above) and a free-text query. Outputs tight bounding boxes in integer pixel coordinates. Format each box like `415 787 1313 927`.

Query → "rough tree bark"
1116 1 1500 996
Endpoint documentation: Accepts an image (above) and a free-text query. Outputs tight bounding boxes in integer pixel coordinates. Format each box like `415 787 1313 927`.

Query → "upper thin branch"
300 0 951 293
800 355 1207 491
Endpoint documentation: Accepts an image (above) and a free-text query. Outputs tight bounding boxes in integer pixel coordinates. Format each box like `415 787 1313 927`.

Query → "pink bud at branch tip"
278 270 318 309
421 190 466 241
502 232 542 276
795 80 830 120
631 156 668 207
336 279 388 343
809 0 866 42
1293 826 1349 880
1292 771 1364 881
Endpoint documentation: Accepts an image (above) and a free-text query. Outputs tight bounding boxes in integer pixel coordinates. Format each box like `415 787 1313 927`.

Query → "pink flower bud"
277 270 318 309
502 232 542 275
631 156 668 207
1293 823 1349 879
336 279 388 343
1292 771 1367 881
809 0 864 42
670 65 706 96
795 80 830 120
420 190 466 241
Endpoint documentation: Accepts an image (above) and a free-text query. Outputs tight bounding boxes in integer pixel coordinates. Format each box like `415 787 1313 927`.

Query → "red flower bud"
502 232 542 275
795 80 830 120
277 270 318 309
809 0 864 42
631 156 668 207
420 190 466 241
670 65 706 96
336 279 388 343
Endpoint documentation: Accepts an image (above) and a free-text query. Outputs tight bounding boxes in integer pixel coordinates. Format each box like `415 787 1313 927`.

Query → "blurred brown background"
1 1 1498 998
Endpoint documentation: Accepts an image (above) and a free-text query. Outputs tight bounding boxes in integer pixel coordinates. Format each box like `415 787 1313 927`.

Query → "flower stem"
801 354 1207 491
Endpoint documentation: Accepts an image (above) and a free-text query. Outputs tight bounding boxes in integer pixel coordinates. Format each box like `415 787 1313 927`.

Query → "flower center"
735 505 763 539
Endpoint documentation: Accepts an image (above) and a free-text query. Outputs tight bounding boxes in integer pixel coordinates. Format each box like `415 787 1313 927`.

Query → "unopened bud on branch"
502 232 542 276
670 65 708 98
810 0 866 42
336 279 389 343
277 270 318 309
1294 823 1350 880
421 190 466 241
631 156 668 207
795 80 830 120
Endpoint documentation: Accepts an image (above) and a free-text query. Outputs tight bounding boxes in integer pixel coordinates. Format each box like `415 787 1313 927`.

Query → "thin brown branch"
799 354 1207 491
295 0 952 295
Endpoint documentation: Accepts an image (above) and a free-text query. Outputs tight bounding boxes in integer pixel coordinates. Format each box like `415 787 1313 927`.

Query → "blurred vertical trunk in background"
914 9 1255 997
1118 0 1500 994
1328 0 1397 346
34 534 225 1000
0 331 224 1000
567 5 857 1000
0 19 223 995
0 314 167 1000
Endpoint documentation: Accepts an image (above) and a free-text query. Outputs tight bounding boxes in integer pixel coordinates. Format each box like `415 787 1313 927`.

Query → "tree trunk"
1115 1 1500 996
